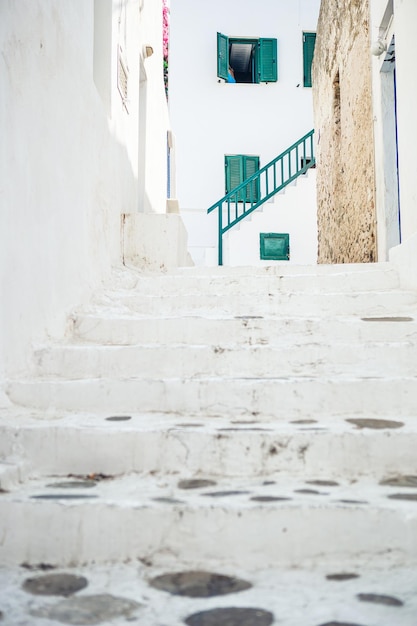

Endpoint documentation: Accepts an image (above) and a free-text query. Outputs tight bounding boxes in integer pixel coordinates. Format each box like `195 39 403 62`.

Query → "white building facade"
168 0 321 265
370 0 417 263
0 0 189 395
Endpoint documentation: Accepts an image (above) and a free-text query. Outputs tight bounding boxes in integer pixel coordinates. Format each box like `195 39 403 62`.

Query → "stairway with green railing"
207 130 315 265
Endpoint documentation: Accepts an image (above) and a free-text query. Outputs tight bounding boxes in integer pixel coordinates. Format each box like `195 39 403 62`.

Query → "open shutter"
303 32 316 87
217 32 229 80
244 156 260 202
258 38 277 82
225 155 243 199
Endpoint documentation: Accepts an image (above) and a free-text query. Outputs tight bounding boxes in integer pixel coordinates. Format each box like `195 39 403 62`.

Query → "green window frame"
303 32 316 88
225 155 260 202
217 32 278 83
260 233 290 260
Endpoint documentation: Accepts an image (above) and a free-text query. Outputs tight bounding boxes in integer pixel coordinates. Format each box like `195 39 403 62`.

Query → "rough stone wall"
313 0 377 263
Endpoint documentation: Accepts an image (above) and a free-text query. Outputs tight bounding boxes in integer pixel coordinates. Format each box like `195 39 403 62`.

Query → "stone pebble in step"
30 593 140 624
387 493 417 501
337 500 368 505
149 571 252 597
22 573 88 596
346 418 404 429
217 426 272 433
105 416 132 421
318 623 367 626
357 593 404 606
46 481 96 489
184 607 274 626
380 475 417 487
307 480 339 487
178 479 217 490
361 316 414 322
294 489 327 495
153 497 185 504
203 490 251 497
31 494 98 500
250 496 292 502
326 573 360 581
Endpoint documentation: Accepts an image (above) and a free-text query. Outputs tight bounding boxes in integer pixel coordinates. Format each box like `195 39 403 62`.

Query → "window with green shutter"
303 32 316 88
225 155 260 201
217 33 277 84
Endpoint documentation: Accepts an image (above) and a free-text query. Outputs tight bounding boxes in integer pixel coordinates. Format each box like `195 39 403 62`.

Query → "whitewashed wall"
0 0 169 390
226 171 317 266
370 0 417 260
169 0 320 264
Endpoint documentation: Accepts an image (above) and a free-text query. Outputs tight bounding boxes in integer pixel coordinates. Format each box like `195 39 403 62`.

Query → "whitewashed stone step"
1 472 417 568
1 560 416 626
3 260 417 582
7 376 417 418
1 413 416 479
32 341 417 379
72 312 417 346
128 267 401 295
95 289 417 317
168 261 394 277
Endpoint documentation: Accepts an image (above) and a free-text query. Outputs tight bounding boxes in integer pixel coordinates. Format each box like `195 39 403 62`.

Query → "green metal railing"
207 129 315 265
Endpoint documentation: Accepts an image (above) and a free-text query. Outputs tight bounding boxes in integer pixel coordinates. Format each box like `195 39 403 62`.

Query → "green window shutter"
225 155 260 202
258 38 277 82
303 32 316 88
225 155 243 199
243 155 260 202
217 32 229 80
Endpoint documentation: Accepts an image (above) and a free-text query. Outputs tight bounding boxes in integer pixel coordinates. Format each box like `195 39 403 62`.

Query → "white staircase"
1 262 417 625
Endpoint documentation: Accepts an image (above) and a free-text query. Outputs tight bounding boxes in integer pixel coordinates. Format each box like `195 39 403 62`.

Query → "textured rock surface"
313 0 376 263
30 593 141 625
22 573 88 596
1 562 416 626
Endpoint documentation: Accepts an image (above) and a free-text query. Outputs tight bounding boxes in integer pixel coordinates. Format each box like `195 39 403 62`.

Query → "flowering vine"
162 0 169 99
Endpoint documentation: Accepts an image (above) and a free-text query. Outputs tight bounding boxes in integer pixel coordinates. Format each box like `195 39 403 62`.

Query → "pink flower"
162 0 169 60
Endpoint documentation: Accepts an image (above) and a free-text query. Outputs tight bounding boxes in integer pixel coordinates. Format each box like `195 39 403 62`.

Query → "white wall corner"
389 232 417 291
122 213 194 270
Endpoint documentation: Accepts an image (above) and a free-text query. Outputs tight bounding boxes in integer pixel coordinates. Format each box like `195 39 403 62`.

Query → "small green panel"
260 233 290 260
